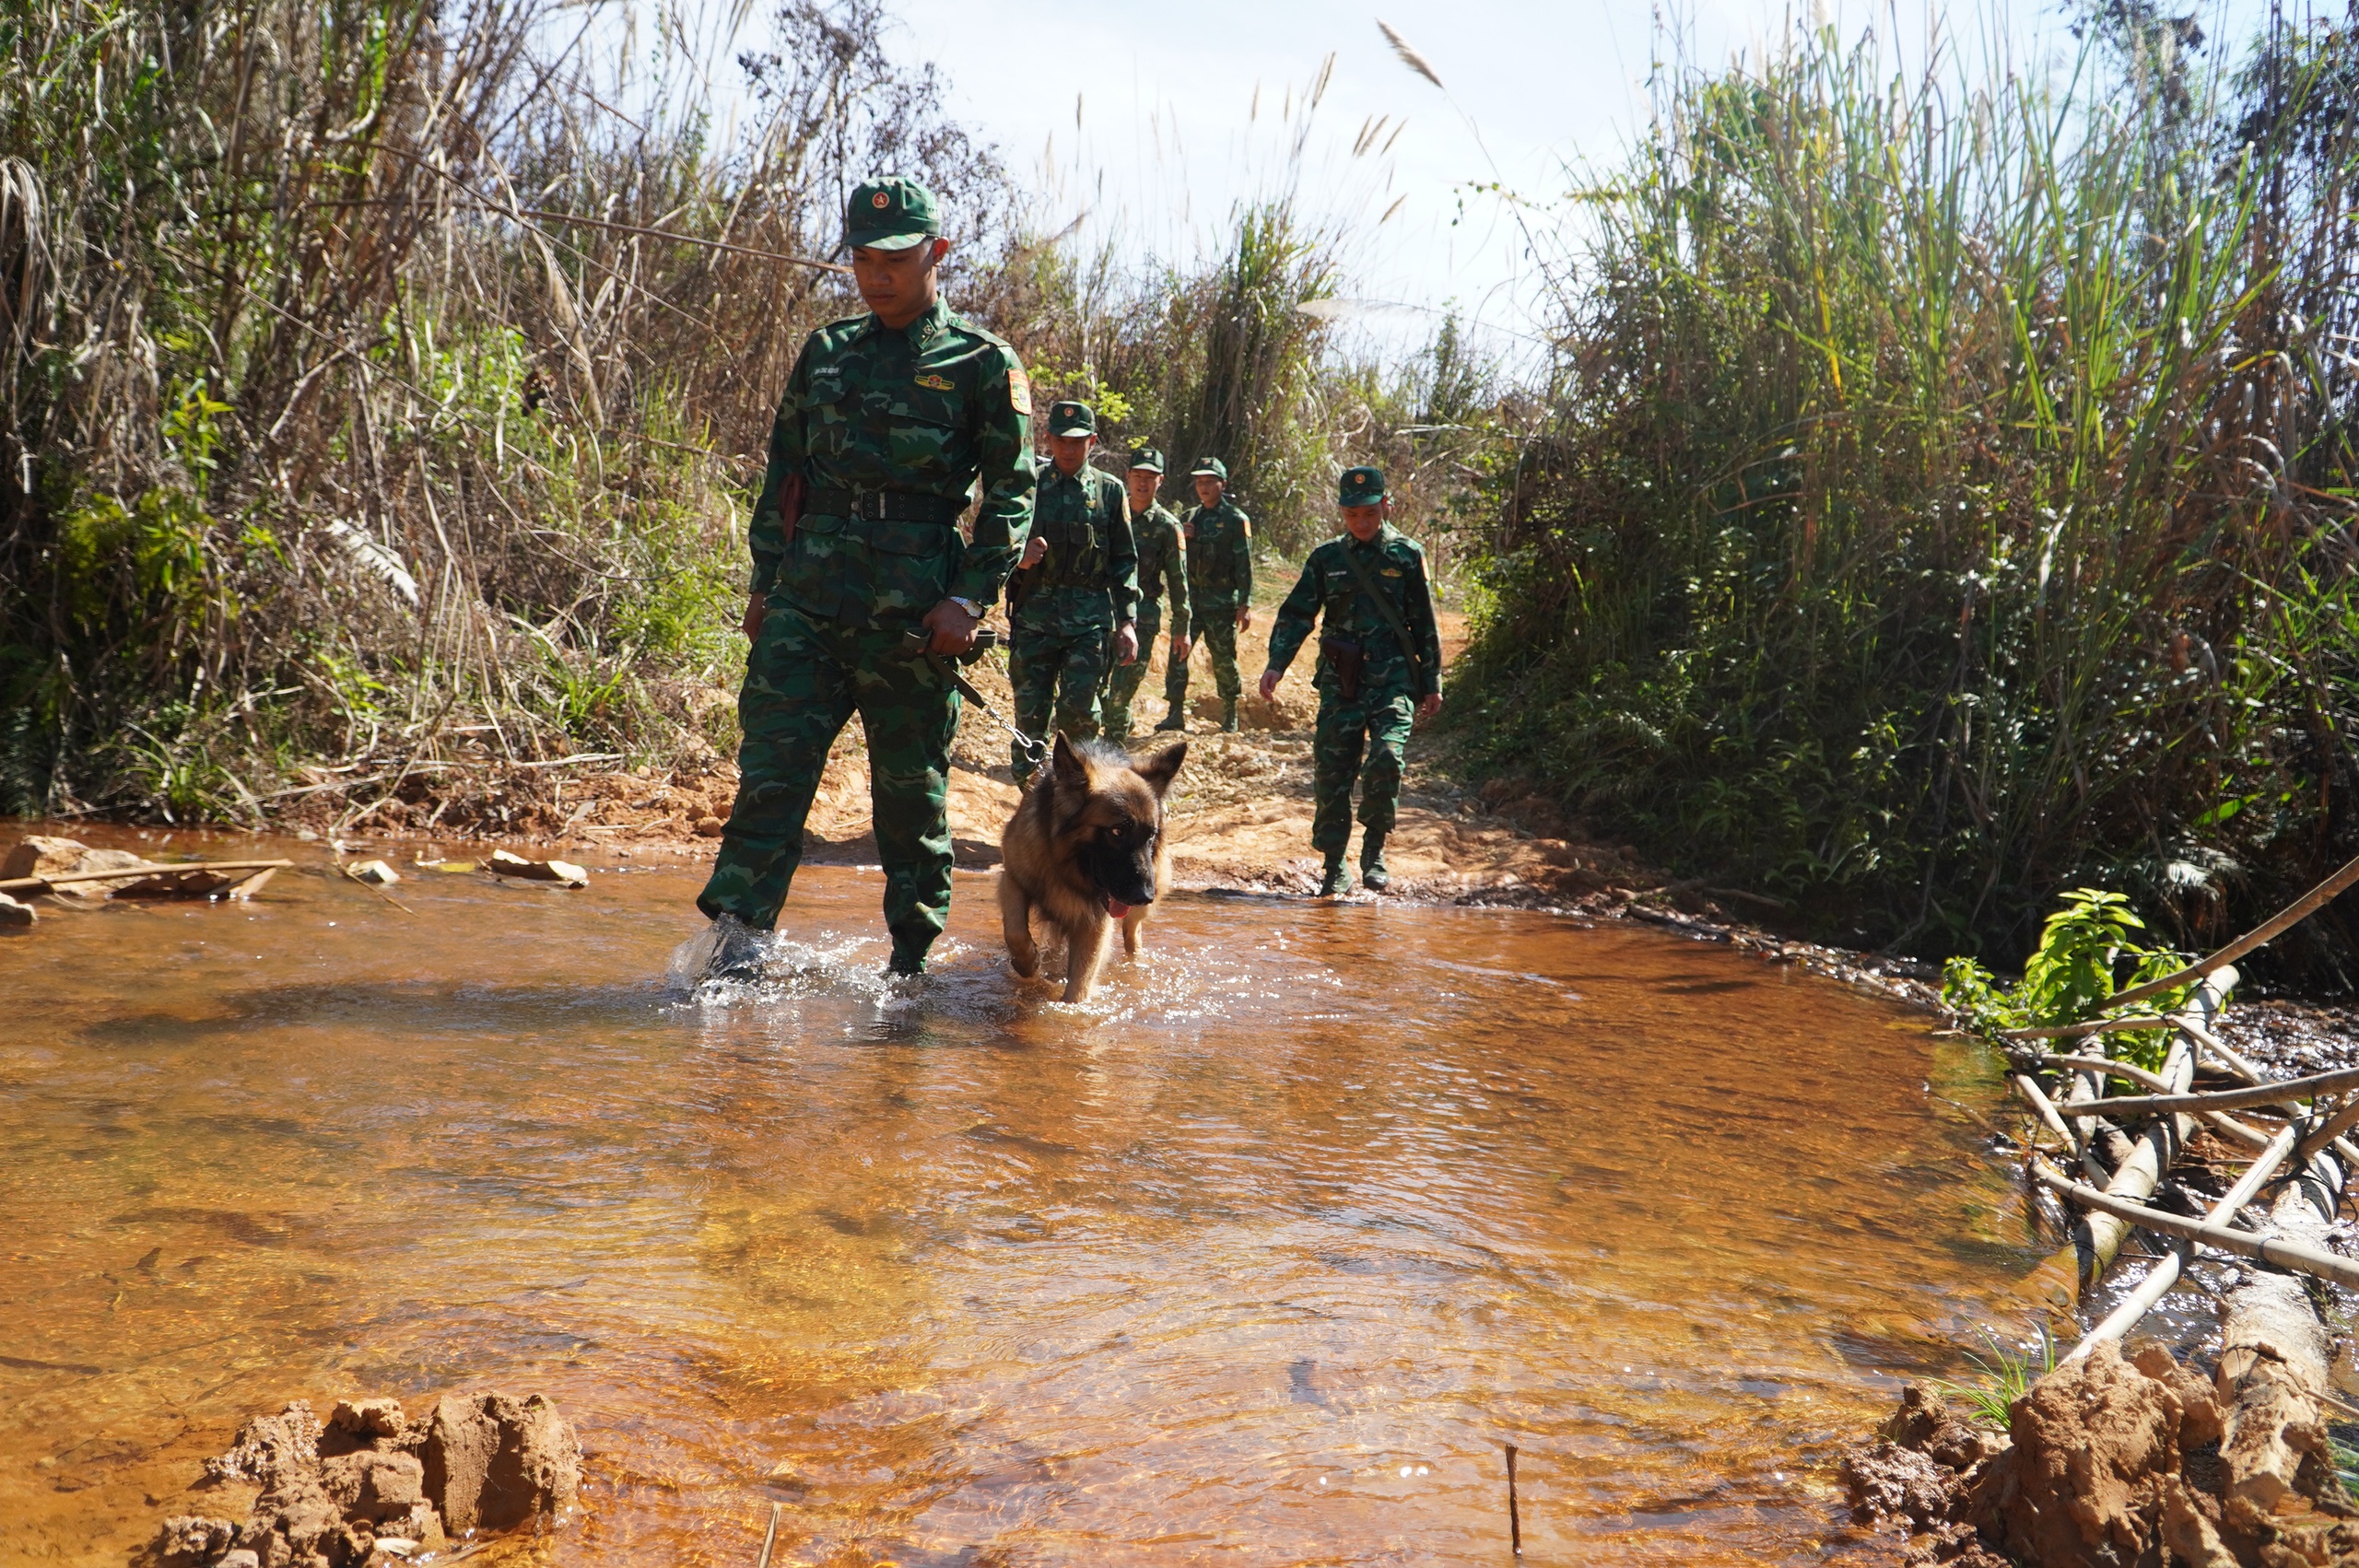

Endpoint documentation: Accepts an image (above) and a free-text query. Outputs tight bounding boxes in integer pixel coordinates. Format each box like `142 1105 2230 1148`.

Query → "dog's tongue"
1104 895 1131 919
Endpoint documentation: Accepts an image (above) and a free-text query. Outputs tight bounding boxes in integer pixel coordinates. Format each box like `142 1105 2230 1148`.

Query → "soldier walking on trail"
1098 447 1191 743
1005 400 1140 788
1260 466 1444 897
1163 457 1253 732
697 177 1035 979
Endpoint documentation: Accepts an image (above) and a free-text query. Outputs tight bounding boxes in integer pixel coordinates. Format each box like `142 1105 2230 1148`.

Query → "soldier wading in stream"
1261 465 1444 897
697 176 1035 981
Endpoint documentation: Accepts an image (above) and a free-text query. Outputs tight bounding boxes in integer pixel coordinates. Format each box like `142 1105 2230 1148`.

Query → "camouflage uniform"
1264 481 1442 892
1101 493 1189 742
698 180 1033 973
1006 410 1138 785
1171 464 1253 729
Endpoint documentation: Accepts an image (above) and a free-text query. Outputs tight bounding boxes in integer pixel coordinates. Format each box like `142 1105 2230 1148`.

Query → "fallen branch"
2097 853 2359 1017
2023 1052 2272 1149
2028 1158 2359 1291
0 859 294 894
2048 1062 2359 1118
2003 1015 2177 1043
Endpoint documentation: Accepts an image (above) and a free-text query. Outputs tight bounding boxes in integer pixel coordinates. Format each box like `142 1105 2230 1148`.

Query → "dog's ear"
1050 731 1093 792
1133 739 1188 796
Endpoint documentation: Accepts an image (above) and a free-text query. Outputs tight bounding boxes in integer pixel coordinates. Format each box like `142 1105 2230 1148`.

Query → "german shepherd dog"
999 733 1188 1002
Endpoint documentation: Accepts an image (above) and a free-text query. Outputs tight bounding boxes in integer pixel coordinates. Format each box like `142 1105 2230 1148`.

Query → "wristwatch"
948 596 983 618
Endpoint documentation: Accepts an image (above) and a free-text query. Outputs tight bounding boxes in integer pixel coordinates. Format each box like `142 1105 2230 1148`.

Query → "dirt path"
329 610 1644 907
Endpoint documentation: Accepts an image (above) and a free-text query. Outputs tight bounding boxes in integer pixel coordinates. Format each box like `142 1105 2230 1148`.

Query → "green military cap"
1338 464 1387 505
843 177 942 252
1128 446 1165 474
1189 456 1228 480
1046 400 1096 438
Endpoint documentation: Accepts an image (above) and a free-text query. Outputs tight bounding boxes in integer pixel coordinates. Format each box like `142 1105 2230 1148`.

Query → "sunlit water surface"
0 828 2030 1565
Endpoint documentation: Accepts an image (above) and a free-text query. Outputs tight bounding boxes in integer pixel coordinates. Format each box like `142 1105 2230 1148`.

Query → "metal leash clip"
901 626 1049 767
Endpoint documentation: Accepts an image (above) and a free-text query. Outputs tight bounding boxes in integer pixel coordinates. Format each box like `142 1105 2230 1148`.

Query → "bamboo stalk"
2095 854 2359 1017
2029 1159 2359 1291
2012 1071 2107 1183
0 858 295 893
2048 1062 2359 1118
2003 1015 2177 1042
757 1501 780 1568
2061 1121 2302 1361
2024 1052 2272 1148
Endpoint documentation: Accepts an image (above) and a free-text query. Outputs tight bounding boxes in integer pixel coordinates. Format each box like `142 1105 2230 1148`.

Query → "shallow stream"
0 826 2031 1564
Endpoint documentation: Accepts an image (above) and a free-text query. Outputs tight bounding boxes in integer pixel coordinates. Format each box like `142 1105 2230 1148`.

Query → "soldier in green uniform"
1097 447 1191 743
697 177 1035 978
1260 465 1444 896
1005 400 1139 787
1162 456 1254 732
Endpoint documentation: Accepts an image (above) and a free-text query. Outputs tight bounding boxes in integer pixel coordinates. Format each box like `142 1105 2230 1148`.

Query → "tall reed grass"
1458 15 2359 982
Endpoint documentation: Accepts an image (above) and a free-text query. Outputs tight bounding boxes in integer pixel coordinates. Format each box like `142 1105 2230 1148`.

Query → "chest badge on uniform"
1383 568 1402 577
914 373 953 391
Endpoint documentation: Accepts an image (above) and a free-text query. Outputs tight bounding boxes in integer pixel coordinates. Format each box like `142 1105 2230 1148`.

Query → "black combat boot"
1360 834 1391 892
701 913 769 984
1318 858 1352 897
1153 708 1187 731
1219 698 1239 733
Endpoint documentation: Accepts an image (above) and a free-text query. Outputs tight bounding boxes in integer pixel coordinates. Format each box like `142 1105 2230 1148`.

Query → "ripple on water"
0 846 2030 1566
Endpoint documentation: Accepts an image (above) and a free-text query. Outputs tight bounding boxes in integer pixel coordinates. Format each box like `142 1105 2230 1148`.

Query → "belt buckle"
854 489 883 521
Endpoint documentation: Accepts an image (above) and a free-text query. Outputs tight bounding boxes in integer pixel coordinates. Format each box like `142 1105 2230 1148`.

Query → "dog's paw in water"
998 734 1188 1003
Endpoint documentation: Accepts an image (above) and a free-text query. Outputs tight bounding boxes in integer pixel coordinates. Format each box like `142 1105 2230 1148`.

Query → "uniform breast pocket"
804 380 856 460
887 389 964 478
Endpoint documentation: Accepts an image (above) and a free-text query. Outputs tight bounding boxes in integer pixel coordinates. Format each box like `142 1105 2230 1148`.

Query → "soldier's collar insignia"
914 373 954 391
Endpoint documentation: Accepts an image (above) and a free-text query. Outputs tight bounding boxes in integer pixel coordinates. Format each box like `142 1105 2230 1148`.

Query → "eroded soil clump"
150 1392 580 1567
1844 1341 2358 1566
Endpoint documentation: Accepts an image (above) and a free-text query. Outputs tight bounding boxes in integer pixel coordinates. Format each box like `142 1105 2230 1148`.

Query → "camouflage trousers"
1097 608 1162 740
1008 618 1109 784
1311 688 1415 860
1168 599 1242 708
698 605 958 969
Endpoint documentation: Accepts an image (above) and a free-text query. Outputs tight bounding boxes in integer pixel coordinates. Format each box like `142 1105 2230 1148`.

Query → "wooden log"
2075 1032 2197 1293
2217 1147 2345 1529
2028 1160 2359 1290
2061 1121 2303 1362
0 857 294 894
2099 852 2359 1016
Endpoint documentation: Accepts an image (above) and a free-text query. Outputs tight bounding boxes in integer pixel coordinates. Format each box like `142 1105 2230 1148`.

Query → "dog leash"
901 627 1050 769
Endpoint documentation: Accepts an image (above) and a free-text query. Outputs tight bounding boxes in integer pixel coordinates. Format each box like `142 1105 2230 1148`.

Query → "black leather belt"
805 486 967 525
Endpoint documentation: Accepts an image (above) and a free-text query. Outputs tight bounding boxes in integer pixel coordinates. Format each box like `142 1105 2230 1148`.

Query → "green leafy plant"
1933 1327 2055 1430
1942 888 2192 1068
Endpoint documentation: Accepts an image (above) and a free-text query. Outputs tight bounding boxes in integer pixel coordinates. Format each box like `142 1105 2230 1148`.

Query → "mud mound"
149 1391 580 1566
1843 1341 2358 1567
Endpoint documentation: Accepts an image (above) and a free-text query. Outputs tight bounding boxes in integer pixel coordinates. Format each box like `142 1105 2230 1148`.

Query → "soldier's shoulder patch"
1238 517 1252 539
914 372 954 392
1007 364 1032 415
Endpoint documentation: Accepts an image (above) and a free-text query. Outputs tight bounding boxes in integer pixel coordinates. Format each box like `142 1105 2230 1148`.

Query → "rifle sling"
1334 542 1425 684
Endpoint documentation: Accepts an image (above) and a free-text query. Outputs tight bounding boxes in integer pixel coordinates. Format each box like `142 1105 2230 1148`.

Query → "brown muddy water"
0 826 2033 1566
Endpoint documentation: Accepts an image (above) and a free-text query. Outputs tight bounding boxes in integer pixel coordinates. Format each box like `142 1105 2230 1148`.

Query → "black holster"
1320 635 1366 702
